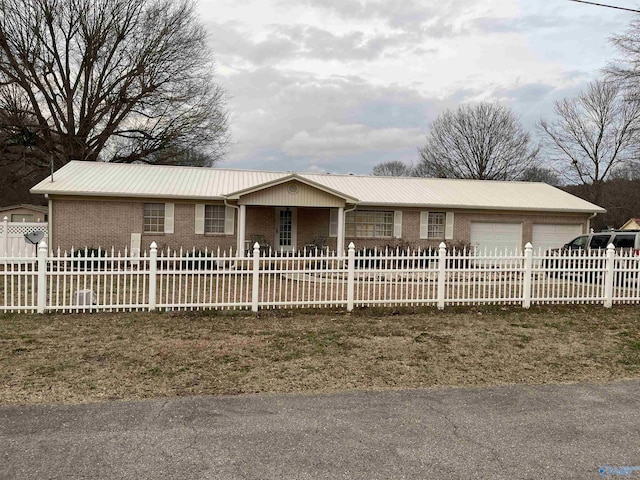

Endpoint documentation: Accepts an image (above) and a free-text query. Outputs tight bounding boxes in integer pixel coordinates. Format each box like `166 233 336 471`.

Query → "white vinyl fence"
1 241 639 313
0 218 48 258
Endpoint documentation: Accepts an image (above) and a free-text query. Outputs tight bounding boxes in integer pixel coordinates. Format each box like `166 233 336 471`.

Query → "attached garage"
531 224 583 253
470 222 522 254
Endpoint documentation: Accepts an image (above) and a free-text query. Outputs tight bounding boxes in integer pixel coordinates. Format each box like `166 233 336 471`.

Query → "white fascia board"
353 202 606 214
33 190 228 202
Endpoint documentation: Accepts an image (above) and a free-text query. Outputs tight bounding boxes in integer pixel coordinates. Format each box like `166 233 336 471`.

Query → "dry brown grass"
1 305 640 405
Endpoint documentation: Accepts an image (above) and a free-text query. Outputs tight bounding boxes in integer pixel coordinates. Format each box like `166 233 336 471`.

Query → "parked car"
554 230 640 254
544 230 640 282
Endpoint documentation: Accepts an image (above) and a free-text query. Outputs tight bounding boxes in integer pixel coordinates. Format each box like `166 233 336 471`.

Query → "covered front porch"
225 174 356 257
236 205 346 256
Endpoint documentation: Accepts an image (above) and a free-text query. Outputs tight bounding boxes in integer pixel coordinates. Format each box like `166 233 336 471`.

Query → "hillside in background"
564 178 640 230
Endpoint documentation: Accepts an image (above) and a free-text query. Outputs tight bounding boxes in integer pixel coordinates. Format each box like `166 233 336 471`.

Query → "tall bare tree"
518 166 561 185
538 80 640 203
0 0 228 178
371 160 414 176
609 17 640 103
416 102 538 181
0 90 52 204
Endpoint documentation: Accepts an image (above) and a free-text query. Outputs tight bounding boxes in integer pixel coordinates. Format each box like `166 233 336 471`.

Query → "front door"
275 208 297 252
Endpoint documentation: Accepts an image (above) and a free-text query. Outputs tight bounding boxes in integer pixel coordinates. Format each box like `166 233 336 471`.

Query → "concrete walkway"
1 381 639 479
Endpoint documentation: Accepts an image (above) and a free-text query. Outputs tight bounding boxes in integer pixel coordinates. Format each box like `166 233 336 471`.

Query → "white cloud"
215 67 459 171
282 123 423 157
198 0 631 174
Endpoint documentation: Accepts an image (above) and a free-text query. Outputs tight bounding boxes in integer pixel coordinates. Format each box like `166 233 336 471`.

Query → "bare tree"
518 166 561 186
610 162 640 180
565 177 640 230
0 0 228 175
416 102 538 180
0 91 52 204
538 80 640 203
371 160 414 176
609 17 640 103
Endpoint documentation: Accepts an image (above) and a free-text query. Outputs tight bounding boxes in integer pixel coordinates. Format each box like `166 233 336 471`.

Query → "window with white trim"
204 205 226 233
143 203 165 233
345 210 393 238
427 212 445 239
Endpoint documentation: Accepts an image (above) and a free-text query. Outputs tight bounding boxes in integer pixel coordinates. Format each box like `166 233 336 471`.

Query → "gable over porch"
225 175 357 256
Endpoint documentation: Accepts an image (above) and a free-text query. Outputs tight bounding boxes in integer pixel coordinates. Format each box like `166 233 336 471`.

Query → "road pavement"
1 381 639 479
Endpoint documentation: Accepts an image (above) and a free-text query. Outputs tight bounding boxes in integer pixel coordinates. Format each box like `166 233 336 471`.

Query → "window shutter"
445 212 454 240
224 206 235 235
420 212 429 239
329 209 338 238
164 203 174 233
393 211 402 238
195 204 205 234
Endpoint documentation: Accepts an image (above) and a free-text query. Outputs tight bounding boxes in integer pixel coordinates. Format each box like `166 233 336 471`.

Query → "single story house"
620 218 640 230
0 204 48 223
30 161 605 255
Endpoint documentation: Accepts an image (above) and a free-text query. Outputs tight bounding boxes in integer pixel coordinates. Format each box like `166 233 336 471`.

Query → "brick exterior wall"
50 198 590 253
297 208 331 247
51 198 237 253
245 206 275 245
341 208 588 251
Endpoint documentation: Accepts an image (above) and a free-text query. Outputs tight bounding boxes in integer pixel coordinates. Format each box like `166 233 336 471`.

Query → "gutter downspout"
224 197 242 255
223 197 238 211
45 194 52 250
344 204 357 216
587 212 598 233
339 204 357 255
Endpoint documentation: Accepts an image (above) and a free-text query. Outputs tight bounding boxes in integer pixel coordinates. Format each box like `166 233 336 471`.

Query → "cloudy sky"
196 0 636 174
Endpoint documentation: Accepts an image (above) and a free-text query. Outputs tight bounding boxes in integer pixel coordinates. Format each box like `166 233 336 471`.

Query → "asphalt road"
1 381 639 479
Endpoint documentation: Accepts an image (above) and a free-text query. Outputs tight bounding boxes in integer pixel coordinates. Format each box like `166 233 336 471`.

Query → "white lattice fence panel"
6 222 48 236
1 222 48 258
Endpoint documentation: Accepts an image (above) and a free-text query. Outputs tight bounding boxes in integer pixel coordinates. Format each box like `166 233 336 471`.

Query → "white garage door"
470 222 522 254
532 224 583 253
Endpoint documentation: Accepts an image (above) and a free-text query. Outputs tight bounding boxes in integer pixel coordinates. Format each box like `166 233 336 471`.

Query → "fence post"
437 242 446 310
252 242 260 312
148 242 157 311
523 242 533 309
37 241 47 313
2 216 7 257
604 243 615 309
347 242 355 312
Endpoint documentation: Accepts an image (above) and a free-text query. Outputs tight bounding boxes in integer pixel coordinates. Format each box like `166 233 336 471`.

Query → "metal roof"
30 161 605 214
0 204 48 212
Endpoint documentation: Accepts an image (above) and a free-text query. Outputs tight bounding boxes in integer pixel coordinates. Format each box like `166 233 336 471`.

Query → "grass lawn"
1 305 640 405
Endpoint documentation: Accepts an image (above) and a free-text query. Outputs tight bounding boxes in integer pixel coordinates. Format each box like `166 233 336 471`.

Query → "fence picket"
1 241 638 313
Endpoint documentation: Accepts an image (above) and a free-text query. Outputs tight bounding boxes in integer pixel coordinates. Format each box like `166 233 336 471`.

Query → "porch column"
237 204 247 257
337 207 345 255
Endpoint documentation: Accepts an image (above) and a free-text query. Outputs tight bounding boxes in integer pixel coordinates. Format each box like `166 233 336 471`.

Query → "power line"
568 0 640 13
